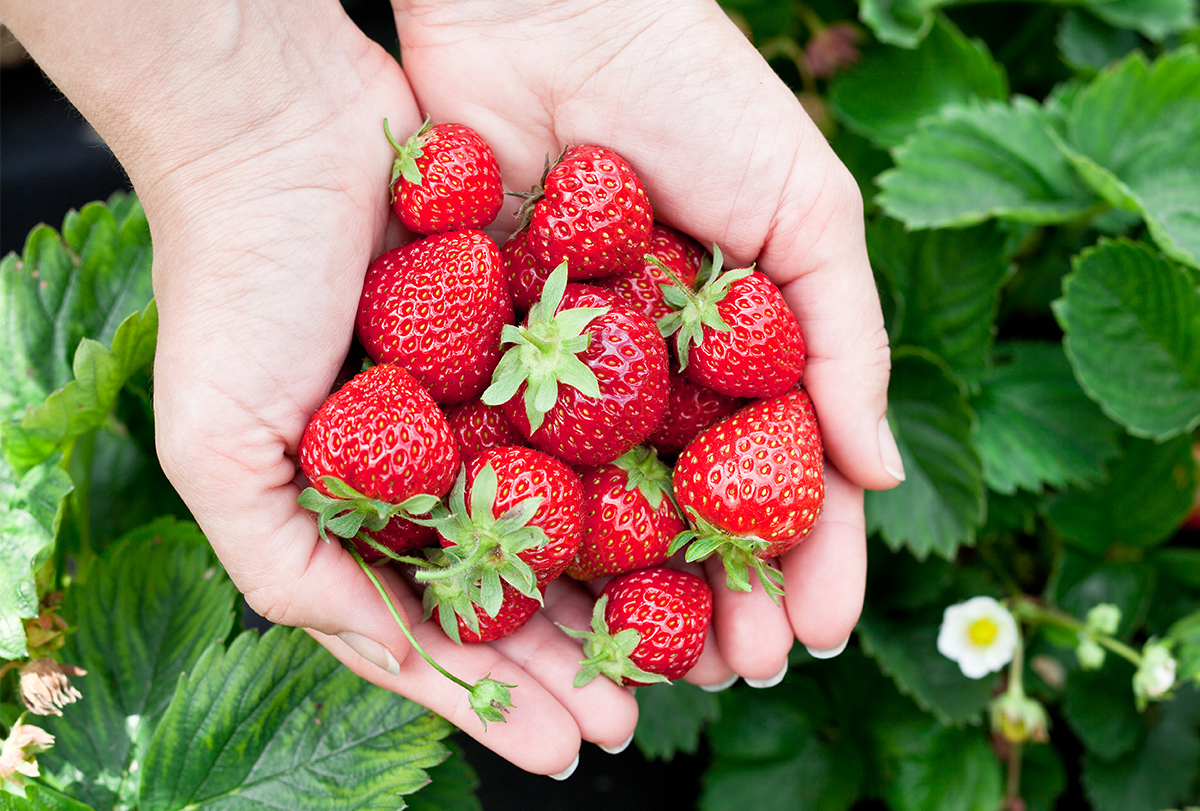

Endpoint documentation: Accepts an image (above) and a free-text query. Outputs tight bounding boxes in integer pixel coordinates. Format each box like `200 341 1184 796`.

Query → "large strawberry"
657 245 806 399
297 363 459 558
356 229 513 404
567 446 684 581
414 445 584 615
482 264 669 465
561 567 712 687
669 387 824 600
385 117 504 234
516 145 653 280
643 365 746 457
596 224 705 323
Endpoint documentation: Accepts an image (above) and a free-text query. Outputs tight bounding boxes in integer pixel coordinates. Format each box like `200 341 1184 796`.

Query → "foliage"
3 0 1200 807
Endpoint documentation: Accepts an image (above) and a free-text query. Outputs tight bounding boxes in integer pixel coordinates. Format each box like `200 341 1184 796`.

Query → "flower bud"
1085 603 1122 636
1076 636 1106 670
1133 641 1177 710
989 690 1050 744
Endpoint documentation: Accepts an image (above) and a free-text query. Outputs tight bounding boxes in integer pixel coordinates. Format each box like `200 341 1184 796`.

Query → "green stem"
1011 596 1143 666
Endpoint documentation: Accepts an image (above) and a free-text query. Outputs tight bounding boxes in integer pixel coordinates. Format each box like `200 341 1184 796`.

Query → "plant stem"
1010 596 1143 666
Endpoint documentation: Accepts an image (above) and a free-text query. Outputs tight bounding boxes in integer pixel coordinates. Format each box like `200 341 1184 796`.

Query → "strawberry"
441 396 526 462
643 366 746 457
516 145 653 280
418 548 544 644
561 567 712 686
596 224 705 323
356 229 513 404
297 363 459 558
658 245 806 399
567 446 684 581
669 387 824 600
482 264 669 465
414 445 584 615
385 117 504 235
500 227 552 313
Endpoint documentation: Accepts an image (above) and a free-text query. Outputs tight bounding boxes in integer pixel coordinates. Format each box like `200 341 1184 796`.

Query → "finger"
704 557 794 684
780 462 866 654
493 578 640 752
313 569 584 777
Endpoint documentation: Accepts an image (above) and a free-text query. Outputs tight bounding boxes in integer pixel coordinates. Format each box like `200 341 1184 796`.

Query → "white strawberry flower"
1133 640 1177 709
937 595 1019 679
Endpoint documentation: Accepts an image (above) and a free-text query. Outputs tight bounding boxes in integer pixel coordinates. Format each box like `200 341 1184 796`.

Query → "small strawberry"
657 245 806 399
356 229 513 404
643 366 746 457
516 145 653 280
560 567 712 686
482 264 669 465
567 446 684 581
385 117 504 234
419 548 544 644
441 396 526 462
415 446 584 615
297 363 458 557
596 224 705 323
669 388 824 600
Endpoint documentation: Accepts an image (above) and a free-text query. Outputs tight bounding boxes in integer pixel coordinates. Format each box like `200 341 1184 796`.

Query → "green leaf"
37 523 237 808
701 684 866 811
1056 48 1200 268
139 626 452 811
857 601 998 726
868 219 1013 388
857 0 940 48
0 454 72 659
829 16 1007 148
876 97 1102 229
633 680 721 762
1053 239 1200 440
1081 684 1200 811
1019 744 1068 811
1045 550 1157 638
1062 660 1144 760
2 302 158 474
872 714 1004 811
404 739 482 811
973 341 1123 494
1056 11 1144 75
865 348 985 559
1086 0 1198 40
0 784 96 811
1046 432 1197 552
0 194 153 424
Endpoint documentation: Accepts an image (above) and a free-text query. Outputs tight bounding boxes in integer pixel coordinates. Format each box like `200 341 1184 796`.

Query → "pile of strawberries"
296 118 825 719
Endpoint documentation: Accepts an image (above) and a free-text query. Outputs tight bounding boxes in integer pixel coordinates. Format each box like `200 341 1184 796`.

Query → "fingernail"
878 415 906 482
744 661 788 689
338 631 401 677
549 753 580 780
805 635 851 660
698 673 740 693
600 732 635 755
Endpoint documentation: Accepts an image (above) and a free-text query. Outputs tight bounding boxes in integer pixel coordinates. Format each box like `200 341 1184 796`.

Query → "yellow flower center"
968 617 999 647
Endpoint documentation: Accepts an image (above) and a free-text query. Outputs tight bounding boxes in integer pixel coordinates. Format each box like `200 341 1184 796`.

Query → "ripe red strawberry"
482 265 669 465
297 363 459 559
419 548 544 644
669 387 824 600
517 145 653 280
658 246 806 399
567 446 684 581
643 366 746 457
415 446 584 614
500 227 552 313
385 118 503 234
441 396 526 462
561 567 712 686
596 224 705 323
356 229 513 404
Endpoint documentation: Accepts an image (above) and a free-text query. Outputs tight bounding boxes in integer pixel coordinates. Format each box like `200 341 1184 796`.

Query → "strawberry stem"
348 545 516 729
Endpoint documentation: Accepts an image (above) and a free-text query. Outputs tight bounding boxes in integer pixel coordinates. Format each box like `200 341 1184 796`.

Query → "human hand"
390 0 904 762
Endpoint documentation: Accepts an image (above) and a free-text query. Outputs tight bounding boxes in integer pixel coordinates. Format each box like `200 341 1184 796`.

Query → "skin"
1 0 903 777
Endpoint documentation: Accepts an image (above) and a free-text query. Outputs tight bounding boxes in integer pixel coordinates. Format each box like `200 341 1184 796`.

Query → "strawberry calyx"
611 445 675 511
297 476 441 543
655 245 756 371
347 545 517 730
481 262 610 432
418 548 485 645
558 596 670 687
510 147 566 232
668 509 786 603
413 462 549 613
384 115 434 191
